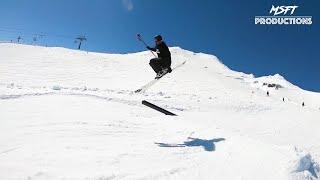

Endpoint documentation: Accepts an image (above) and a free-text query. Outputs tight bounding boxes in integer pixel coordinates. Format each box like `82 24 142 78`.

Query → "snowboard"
134 60 186 93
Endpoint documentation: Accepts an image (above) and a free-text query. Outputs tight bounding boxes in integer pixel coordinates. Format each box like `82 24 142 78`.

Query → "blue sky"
0 0 319 91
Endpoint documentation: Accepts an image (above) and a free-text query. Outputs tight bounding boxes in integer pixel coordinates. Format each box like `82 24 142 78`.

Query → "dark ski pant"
149 58 171 73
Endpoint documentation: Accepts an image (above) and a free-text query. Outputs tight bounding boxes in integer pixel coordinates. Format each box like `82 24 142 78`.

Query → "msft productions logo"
255 5 312 25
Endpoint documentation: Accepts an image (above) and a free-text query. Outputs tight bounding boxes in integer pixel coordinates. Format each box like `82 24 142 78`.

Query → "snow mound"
290 148 320 179
52 85 62 90
247 73 298 91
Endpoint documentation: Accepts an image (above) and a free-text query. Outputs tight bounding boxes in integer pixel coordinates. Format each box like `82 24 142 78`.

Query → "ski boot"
155 68 168 79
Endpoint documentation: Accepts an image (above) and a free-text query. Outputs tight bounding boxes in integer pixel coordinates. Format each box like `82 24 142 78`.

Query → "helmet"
154 35 163 41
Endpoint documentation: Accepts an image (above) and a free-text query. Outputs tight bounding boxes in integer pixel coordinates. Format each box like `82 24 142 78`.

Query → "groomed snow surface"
1 43 320 180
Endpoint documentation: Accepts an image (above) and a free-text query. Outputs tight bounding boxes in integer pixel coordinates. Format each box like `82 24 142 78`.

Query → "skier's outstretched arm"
147 46 157 52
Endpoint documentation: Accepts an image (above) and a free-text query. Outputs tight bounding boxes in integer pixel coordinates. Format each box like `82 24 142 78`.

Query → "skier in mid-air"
146 35 172 79
135 34 185 93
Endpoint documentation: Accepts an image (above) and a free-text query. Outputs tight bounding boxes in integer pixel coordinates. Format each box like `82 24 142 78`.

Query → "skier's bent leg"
149 58 162 73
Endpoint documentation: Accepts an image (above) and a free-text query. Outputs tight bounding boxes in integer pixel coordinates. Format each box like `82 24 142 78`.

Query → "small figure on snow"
146 35 172 79
302 102 305 107
267 91 269 96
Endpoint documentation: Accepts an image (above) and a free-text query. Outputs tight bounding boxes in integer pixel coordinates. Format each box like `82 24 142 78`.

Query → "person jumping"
146 35 172 79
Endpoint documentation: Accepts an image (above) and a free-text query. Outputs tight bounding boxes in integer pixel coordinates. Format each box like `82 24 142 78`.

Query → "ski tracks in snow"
0 147 20 156
0 83 192 112
0 82 279 114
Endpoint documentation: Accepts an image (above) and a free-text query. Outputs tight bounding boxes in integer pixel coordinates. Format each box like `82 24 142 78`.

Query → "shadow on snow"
155 137 225 152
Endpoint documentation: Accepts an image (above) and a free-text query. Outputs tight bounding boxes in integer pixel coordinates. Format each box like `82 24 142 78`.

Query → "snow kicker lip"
0 92 55 100
0 92 140 106
0 83 190 112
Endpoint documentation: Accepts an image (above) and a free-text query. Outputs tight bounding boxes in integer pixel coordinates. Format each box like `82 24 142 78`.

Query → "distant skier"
146 35 172 79
267 91 269 96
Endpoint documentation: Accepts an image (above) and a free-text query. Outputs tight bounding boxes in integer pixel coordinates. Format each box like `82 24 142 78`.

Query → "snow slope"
0 43 320 180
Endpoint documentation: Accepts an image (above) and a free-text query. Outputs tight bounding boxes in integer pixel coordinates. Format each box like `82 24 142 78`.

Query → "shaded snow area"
1 43 320 180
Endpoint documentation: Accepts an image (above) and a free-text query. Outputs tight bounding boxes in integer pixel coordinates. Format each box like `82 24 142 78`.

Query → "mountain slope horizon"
1 42 320 180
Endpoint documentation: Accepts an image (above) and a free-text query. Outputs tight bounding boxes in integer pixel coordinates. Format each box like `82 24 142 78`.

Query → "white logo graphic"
255 5 312 25
269 5 298 16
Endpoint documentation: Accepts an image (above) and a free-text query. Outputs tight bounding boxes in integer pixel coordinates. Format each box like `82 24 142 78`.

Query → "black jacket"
147 42 171 59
